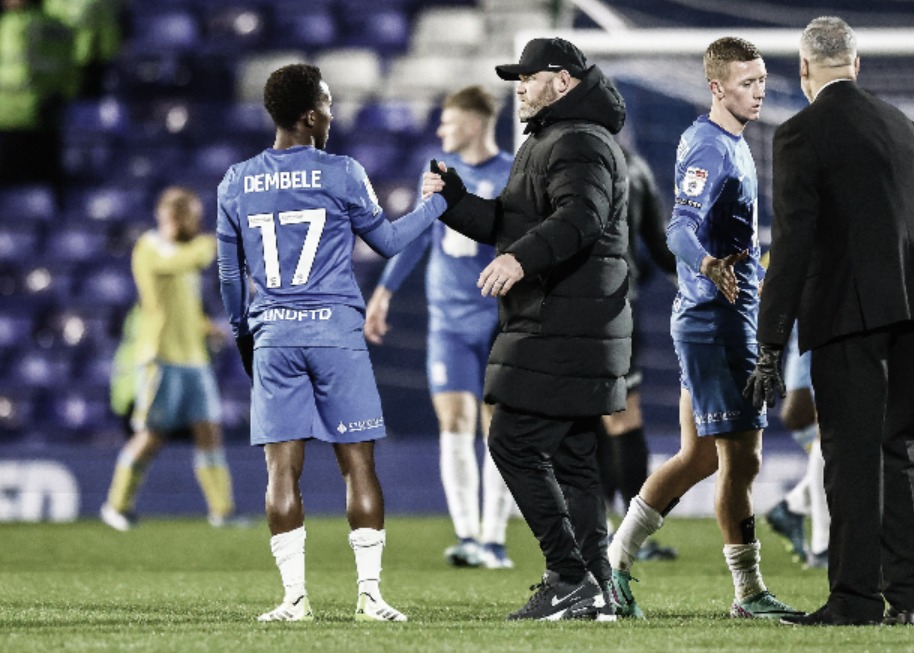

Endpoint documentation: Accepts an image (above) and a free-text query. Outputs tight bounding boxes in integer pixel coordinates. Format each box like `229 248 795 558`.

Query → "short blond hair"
704 37 762 82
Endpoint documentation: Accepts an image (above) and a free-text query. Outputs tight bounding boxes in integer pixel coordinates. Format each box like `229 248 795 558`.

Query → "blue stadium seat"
191 139 263 178
224 102 273 138
11 349 72 390
129 8 202 53
62 138 119 183
16 265 76 310
75 266 136 310
48 389 114 433
0 387 37 436
339 133 406 182
271 4 337 50
0 185 56 223
355 100 426 136
339 8 411 54
203 3 270 51
63 98 130 137
0 313 33 349
44 227 109 264
64 186 149 223
0 226 42 263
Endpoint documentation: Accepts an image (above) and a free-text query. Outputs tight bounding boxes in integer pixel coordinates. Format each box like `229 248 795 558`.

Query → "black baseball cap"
495 37 587 81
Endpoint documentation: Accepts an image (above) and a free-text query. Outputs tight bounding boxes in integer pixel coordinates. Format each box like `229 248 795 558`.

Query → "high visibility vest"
43 0 121 66
0 8 76 130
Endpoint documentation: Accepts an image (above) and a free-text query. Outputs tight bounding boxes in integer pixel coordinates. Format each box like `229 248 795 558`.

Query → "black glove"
743 343 786 410
430 159 466 209
235 333 253 380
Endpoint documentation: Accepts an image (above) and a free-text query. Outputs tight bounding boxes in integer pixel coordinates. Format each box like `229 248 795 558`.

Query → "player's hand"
478 253 523 297
743 343 786 410
235 333 254 380
428 159 467 209
700 249 748 304
364 287 392 345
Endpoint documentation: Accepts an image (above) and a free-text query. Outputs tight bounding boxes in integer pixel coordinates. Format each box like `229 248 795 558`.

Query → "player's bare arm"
700 249 748 304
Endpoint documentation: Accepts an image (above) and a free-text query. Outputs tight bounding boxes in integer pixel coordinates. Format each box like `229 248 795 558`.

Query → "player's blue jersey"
378 151 512 334
667 115 763 344
217 145 386 350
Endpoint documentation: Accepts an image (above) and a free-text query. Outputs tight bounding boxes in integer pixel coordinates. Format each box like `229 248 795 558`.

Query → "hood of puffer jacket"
523 65 626 136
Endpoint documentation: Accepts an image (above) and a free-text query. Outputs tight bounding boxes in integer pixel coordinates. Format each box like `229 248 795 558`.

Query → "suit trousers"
488 403 610 584
811 320 914 620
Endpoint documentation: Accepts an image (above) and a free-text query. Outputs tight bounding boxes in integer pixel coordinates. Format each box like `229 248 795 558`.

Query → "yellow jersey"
131 230 216 365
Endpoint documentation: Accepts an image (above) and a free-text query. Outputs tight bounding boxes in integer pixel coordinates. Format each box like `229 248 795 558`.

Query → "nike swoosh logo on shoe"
551 587 583 607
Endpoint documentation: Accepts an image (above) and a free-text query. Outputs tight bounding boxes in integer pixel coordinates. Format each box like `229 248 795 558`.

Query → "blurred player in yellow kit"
100 186 238 530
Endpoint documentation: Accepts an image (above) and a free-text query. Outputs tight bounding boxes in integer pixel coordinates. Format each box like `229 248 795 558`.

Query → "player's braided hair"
704 37 762 82
264 64 324 131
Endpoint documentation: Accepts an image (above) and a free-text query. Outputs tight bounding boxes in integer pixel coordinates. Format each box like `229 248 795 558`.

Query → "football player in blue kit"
364 85 515 570
216 63 447 622
606 37 802 620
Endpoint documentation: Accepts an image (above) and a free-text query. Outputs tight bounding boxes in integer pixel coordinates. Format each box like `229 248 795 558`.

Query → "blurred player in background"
217 64 448 622
598 145 678 562
364 85 515 570
100 186 237 530
607 37 801 620
765 324 829 569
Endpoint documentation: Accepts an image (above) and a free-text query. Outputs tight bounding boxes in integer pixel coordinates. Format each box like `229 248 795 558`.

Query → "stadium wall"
0 435 806 522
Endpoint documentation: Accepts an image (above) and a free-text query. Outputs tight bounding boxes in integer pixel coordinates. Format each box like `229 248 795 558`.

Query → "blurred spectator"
0 0 76 190
43 0 122 98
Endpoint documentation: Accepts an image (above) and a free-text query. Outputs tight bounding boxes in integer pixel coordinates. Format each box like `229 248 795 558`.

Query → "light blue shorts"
426 328 493 398
784 327 812 393
673 340 767 437
250 346 386 446
133 361 222 433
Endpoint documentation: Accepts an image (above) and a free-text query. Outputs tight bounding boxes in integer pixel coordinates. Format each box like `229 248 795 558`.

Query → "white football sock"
480 446 513 544
724 541 766 602
440 431 479 540
807 439 830 554
785 474 811 516
607 495 663 571
269 526 305 602
350 527 385 597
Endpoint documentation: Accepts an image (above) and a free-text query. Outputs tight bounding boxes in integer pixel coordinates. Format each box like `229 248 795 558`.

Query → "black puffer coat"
441 65 631 416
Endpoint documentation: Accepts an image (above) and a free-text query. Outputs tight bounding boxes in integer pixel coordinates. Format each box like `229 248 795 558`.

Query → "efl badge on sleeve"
682 167 708 197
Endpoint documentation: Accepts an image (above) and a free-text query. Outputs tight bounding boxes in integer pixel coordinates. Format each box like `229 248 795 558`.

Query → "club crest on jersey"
682 167 708 197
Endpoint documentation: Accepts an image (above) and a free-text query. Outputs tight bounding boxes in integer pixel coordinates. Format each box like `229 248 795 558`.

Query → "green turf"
0 515 910 652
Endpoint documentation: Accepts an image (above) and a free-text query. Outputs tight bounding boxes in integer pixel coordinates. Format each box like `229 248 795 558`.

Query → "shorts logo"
694 409 742 426
682 167 708 197
338 418 384 434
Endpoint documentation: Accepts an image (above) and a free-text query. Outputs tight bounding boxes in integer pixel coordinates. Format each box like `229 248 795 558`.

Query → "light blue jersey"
667 115 764 344
216 144 445 445
216 145 444 350
378 151 512 335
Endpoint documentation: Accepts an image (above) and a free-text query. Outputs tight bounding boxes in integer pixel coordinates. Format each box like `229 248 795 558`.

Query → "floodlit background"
1 0 912 520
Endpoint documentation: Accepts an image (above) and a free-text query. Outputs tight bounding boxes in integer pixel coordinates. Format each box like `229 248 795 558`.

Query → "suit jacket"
758 81 914 352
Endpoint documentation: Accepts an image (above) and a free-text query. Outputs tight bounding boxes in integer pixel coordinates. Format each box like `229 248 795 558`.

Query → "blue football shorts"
133 361 221 433
673 340 767 437
426 328 493 398
250 346 386 446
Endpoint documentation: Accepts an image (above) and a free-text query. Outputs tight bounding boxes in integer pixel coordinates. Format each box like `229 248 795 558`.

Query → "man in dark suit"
746 16 914 626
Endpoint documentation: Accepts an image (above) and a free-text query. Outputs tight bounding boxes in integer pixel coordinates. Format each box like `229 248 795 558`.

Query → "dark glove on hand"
235 334 253 380
743 343 786 410
430 159 466 209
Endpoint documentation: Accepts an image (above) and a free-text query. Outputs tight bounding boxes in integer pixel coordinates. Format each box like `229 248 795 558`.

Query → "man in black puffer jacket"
424 37 630 621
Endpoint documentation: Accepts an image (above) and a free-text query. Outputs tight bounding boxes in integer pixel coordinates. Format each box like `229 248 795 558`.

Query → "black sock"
612 427 649 509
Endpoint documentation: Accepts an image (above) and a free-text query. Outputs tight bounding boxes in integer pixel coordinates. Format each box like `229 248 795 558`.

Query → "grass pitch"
0 515 910 652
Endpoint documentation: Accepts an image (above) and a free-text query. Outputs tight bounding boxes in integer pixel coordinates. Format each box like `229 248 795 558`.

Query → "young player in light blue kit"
216 64 447 622
607 37 802 620
364 86 515 570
